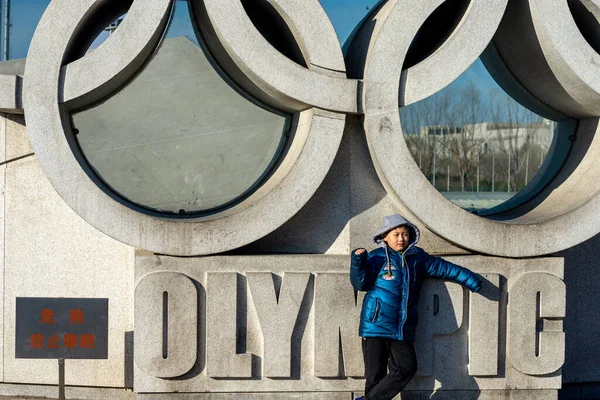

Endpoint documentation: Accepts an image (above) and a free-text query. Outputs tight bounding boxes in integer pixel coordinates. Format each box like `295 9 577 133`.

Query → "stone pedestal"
133 254 565 398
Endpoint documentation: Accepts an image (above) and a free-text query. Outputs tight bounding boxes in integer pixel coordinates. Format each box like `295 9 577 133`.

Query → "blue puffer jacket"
350 219 481 341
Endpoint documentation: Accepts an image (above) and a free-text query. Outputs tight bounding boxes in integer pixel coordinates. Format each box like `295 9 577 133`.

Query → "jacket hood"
372 214 421 247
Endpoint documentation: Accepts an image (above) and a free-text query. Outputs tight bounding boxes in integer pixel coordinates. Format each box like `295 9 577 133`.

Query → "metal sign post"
15 298 109 400
58 358 65 400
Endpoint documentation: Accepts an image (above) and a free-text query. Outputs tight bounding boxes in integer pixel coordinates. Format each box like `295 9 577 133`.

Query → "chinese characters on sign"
29 308 95 349
16 298 108 359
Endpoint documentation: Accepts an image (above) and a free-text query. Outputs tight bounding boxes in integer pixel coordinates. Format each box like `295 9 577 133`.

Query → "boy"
350 214 482 400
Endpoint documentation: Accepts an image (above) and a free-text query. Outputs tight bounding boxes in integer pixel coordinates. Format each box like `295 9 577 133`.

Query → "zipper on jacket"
400 265 409 336
400 245 414 338
372 299 380 323
402 244 417 284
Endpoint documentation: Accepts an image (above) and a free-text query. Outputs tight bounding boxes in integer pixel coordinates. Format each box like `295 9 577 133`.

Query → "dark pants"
362 337 418 400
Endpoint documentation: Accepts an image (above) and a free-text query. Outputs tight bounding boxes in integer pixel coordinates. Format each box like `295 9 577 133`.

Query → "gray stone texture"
26 0 588 261
139 394 349 400
3 115 31 161
314 273 364 378
61 0 171 109
0 382 135 400
0 119 5 383
0 59 25 76
135 272 198 378
354 390 558 399
133 254 564 393
259 0 345 73
469 274 501 377
506 119 600 225
138 393 557 400
238 116 470 256
353 0 600 258
508 273 565 376
4 155 134 386
0 115 34 384
401 0 509 106
414 280 463 377
246 272 311 378
23 0 348 255
0 75 21 113
492 0 600 118
198 0 358 113
205 272 254 378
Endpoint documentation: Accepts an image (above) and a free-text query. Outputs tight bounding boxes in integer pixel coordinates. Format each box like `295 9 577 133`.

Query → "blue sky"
9 0 50 59
318 0 380 45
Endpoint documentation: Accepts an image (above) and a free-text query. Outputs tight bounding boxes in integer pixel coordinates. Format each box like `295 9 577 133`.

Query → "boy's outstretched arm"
350 248 375 291
423 251 482 293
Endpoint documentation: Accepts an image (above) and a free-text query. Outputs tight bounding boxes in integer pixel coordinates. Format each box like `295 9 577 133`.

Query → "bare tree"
400 81 552 197
400 89 453 183
439 82 487 191
489 91 544 192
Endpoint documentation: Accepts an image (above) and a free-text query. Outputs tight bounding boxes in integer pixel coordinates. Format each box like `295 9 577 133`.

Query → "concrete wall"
132 254 564 397
0 114 574 399
0 118 592 398
1 116 136 388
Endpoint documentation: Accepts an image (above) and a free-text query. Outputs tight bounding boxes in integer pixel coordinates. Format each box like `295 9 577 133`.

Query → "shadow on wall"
233 114 387 254
162 280 208 382
407 279 482 399
556 231 600 399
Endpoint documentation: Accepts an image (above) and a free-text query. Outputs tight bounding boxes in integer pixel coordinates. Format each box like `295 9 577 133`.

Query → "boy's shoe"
354 397 365 400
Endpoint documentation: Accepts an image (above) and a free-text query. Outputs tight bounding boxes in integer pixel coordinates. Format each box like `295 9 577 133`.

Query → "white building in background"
417 119 554 156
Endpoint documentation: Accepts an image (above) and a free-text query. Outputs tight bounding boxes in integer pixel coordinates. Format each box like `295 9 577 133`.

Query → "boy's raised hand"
354 248 367 256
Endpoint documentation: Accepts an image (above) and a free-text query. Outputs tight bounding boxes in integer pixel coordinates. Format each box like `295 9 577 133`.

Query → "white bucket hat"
372 214 421 245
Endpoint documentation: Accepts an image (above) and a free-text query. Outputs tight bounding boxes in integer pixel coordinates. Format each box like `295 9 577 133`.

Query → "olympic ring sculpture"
9 0 600 256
